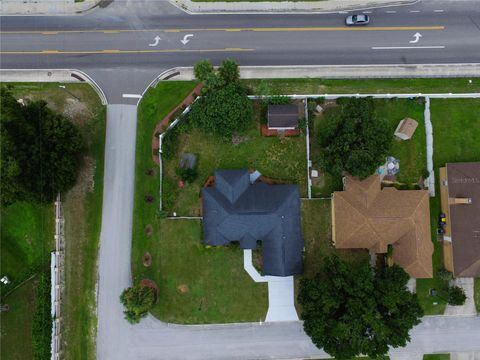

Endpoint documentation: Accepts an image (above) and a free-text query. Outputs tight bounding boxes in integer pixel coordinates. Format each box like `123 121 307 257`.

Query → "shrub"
176 167 198 183
32 272 52 360
193 59 214 82
120 285 156 324
448 286 467 306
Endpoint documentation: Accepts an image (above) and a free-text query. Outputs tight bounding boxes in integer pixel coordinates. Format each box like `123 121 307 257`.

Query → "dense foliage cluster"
32 272 52 360
318 97 391 179
298 256 423 359
120 285 156 324
1 87 83 206
447 285 467 305
189 59 253 138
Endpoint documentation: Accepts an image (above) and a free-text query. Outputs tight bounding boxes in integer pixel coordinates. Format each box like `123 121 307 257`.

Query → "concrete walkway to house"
445 278 476 316
243 250 299 322
451 351 480 360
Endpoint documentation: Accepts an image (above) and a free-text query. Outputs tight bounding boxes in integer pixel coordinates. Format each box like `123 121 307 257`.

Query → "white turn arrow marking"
409 32 422 44
148 36 162 47
181 34 194 45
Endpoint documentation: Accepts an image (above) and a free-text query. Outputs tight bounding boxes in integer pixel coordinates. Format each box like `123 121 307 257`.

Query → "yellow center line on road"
1 25 445 35
0 48 256 55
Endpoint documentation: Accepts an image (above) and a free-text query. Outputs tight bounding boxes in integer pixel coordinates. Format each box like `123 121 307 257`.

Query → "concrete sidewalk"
0 0 101 16
162 64 480 82
172 0 416 14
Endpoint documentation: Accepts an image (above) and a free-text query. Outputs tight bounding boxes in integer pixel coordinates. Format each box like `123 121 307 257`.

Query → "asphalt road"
1 0 480 100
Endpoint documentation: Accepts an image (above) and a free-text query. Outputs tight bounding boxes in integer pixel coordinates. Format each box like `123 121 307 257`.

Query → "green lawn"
0 278 37 360
163 110 307 216
1 83 106 360
310 97 426 197
133 81 269 323
1 202 54 288
416 98 480 315
375 98 427 184
243 78 480 95
423 355 450 360
301 199 368 279
133 219 268 323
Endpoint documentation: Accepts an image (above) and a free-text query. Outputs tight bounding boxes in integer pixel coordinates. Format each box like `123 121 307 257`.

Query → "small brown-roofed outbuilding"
394 118 418 140
267 105 299 130
440 162 480 277
332 174 433 278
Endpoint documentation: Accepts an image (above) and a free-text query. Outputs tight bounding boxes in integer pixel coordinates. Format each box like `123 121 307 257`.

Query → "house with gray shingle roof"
202 170 303 277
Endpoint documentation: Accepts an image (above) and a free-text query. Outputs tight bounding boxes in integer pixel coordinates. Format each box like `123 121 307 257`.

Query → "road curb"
0 0 102 16
170 0 417 15
0 69 108 105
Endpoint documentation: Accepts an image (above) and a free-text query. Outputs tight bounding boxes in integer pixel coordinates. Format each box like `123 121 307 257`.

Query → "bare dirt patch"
145 168 156 177
143 252 152 267
63 98 93 125
144 195 154 204
144 224 153 236
177 284 189 294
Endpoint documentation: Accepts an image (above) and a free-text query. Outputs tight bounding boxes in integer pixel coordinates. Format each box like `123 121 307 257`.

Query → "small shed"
394 118 418 140
267 105 299 130
179 153 197 169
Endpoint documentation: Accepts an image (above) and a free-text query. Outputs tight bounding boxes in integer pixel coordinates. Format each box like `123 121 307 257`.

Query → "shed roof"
267 105 299 129
446 162 480 277
202 169 303 276
332 174 433 278
395 118 418 139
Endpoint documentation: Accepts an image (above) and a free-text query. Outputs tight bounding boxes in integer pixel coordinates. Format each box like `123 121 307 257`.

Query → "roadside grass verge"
243 78 480 95
0 278 37 360
423 354 450 360
1 83 106 360
417 98 480 315
132 81 268 323
61 87 106 360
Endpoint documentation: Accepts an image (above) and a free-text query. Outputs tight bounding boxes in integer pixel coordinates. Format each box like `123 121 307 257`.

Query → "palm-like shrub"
120 285 156 324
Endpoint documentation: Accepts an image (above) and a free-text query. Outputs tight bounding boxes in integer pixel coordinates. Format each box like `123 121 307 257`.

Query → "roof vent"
449 197 472 205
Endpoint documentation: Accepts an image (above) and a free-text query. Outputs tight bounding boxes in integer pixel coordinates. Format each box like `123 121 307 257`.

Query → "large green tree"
1 87 83 205
189 59 252 137
318 97 390 179
298 256 423 359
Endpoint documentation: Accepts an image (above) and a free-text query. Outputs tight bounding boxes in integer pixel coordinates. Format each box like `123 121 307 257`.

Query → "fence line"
51 193 64 360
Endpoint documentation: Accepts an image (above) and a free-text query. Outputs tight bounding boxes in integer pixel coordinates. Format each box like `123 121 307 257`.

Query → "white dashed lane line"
410 10 421 13
386 10 397 13
434 10 444 13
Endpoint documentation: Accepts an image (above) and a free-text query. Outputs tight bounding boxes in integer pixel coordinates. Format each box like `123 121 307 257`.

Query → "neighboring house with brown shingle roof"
332 174 433 278
439 162 480 277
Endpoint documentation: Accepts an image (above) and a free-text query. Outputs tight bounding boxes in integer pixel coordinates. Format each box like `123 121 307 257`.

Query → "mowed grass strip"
243 78 480 95
61 86 106 360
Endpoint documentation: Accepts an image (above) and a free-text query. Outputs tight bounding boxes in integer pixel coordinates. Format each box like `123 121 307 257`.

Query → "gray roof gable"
202 170 303 276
